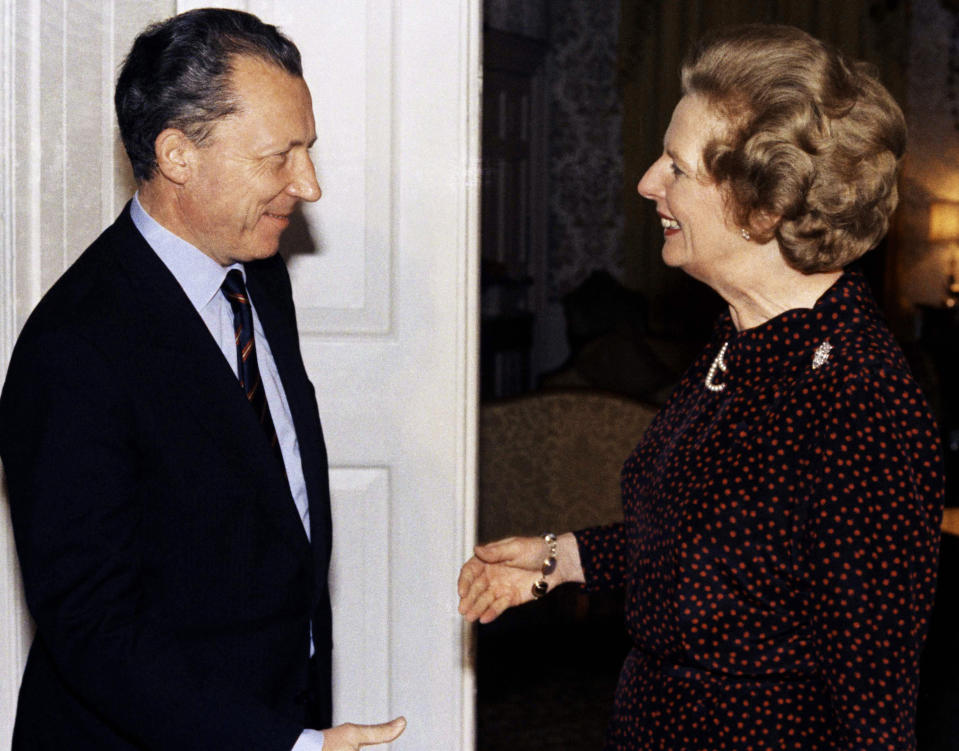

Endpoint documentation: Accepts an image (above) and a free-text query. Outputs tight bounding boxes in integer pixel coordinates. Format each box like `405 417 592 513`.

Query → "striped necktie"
221 269 285 469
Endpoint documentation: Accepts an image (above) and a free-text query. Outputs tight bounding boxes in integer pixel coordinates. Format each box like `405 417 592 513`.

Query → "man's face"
178 55 321 266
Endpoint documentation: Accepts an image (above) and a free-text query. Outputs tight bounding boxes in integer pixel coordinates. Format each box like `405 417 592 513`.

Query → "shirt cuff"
291 728 325 750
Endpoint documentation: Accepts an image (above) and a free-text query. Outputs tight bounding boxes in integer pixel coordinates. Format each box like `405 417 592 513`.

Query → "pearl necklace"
704 341 729 392
704 338 834 392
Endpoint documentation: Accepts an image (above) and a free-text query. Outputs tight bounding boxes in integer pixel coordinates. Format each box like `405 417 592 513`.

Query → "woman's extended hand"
457 533 584 623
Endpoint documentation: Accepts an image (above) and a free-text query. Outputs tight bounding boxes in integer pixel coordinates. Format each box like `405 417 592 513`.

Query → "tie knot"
221 269 250 308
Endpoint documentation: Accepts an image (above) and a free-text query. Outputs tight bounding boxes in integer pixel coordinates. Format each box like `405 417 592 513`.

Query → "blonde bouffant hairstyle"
681 24 906 273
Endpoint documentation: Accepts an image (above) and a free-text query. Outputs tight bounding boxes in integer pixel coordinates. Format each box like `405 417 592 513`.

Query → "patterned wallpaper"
545 0 624 298
484 0 547 39
485 0 625 300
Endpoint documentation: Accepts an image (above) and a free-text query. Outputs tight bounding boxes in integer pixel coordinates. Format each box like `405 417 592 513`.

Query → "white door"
261 3 481 747
0 2 480 748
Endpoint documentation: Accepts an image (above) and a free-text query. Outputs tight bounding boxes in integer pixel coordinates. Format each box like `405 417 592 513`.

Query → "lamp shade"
929 202 959 242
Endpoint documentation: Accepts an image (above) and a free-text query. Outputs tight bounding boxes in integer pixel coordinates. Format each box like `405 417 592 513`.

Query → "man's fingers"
324 717 406 750
354 716 406 747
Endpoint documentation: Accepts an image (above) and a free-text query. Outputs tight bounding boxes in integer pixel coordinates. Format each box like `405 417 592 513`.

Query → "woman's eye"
670 162 684 177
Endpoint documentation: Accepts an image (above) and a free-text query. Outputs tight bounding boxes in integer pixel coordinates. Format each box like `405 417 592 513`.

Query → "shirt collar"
130 192 242 311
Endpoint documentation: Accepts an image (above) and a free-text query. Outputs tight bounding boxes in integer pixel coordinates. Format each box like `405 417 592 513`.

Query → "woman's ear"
742 209 781 244
753 210 781 236
153 128 195 185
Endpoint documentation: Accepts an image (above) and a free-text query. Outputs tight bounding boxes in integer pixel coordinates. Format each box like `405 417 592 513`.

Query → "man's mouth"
264 211 291 227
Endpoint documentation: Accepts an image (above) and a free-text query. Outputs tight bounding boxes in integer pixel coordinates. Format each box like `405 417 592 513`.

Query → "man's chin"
233 238 283 264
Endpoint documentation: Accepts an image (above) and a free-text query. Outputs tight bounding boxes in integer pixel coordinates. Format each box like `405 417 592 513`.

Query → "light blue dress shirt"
130 195 326 750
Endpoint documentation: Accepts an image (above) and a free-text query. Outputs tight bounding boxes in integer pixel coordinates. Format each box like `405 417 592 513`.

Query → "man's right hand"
322 717 406 750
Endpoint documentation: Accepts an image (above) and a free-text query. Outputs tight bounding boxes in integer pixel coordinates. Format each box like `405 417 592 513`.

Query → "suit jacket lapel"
107 206 312 564
245 266 333 575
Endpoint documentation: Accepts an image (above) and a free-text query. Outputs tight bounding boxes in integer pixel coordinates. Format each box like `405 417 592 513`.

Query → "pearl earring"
740 228 751 241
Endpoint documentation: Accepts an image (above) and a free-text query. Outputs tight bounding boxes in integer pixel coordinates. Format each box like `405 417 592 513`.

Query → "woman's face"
637 94 746 287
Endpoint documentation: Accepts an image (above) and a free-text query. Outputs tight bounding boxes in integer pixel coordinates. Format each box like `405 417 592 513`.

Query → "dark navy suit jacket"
0 204 333 749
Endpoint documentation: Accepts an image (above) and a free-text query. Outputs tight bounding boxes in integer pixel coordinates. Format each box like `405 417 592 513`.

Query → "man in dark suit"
0 9 404 750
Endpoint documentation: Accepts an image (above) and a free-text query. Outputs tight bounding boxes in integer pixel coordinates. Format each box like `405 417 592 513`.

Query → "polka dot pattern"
576 271 944 750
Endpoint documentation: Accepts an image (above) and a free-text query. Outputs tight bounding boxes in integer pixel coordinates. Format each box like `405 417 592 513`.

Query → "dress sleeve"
799 367 943 749
575 521 631 591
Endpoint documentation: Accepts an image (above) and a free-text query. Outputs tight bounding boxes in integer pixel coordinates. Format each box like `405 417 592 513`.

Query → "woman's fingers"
461 582 497 622
459 561 506 620
456 557 482 598
458 557 515 621
479 592 515 624
458 535 552 622
474 535 544 569
473 536 530 566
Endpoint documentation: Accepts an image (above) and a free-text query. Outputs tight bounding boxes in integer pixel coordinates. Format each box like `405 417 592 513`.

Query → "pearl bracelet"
530 532 558 599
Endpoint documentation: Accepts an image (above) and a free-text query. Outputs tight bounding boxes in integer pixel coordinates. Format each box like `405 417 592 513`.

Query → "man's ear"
153 128 195 185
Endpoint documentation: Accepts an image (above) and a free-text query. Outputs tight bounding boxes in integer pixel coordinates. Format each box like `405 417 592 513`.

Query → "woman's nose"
637 155 667 201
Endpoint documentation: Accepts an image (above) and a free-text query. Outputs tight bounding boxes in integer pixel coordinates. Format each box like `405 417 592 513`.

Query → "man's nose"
289 155 321 202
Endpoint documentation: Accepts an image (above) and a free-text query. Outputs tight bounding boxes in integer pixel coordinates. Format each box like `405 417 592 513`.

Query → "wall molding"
1 0 15 375
456 2 482 745
1 1 30 744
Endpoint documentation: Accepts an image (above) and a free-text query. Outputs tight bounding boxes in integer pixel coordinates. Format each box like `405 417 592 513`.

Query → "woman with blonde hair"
459 24 944 750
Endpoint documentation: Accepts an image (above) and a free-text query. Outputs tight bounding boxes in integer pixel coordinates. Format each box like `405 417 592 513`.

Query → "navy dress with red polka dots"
576 271 944 750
